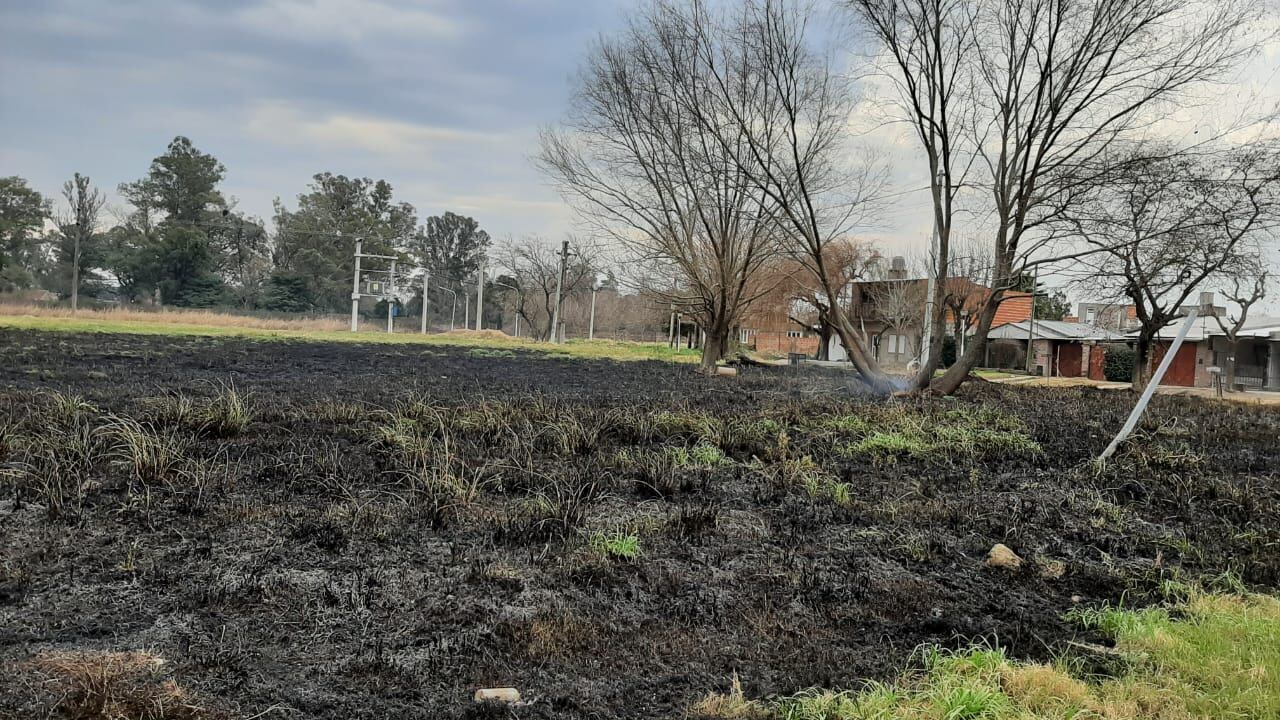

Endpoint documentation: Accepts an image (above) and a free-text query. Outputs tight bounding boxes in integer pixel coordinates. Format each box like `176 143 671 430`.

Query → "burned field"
2 331 1278 719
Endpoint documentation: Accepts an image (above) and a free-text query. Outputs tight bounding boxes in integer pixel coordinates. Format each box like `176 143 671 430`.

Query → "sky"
2 0 1277 314
0 0 630 239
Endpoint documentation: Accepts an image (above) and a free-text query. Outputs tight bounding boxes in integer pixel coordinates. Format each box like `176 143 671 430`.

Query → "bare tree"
537 0 780 372
849 0 1265 395
54 173 106 311
940 239 995 346
677 0 895 391
1212 245 1271 390
497 235 598 341
1064 144 1280 390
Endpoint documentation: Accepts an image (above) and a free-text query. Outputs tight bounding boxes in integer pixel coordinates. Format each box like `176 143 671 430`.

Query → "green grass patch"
692 591 1280 720
587 529 641 561
834 405 1041 462
669 443 732 468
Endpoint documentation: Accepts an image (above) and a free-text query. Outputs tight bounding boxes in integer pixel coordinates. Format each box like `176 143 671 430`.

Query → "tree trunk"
699 315 731 374
816 321 832 361
928 291 1004 395
1225 337 1240 391
1132 333 1154 392
829 304 895 394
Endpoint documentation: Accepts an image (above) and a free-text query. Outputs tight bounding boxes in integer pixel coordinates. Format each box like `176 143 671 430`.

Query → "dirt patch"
1 330 1277 719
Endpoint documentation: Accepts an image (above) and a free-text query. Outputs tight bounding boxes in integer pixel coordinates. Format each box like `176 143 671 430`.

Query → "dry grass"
0 302 699 363
0 301 347 332
30 650 220 719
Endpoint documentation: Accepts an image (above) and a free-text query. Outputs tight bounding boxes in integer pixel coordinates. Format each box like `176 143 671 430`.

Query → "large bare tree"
849 0 1264 395
672 0 896 391
1065 144 1280 390
537 1 780 372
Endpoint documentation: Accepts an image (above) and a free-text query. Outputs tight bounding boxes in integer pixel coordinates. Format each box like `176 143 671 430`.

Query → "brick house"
736 297 821 358
825 278 1033 371
987 320 1129 378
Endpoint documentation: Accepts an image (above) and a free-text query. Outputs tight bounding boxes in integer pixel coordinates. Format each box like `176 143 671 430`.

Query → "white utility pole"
70 222 82 312
1025 265 1039 374
475 261 485 331
420 272 430 334
387 260 397 334
588 283 598 340
550 239 569 344
920 222 940 368
349 235 361 332
1100 308 1201 461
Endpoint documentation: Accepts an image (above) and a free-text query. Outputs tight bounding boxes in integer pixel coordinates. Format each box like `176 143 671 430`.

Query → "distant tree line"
0 136 493 319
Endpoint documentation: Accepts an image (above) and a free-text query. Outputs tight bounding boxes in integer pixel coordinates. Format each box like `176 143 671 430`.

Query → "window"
1085 308 1097 324
787 330 804 338
738 328 755 344
884 334 899 354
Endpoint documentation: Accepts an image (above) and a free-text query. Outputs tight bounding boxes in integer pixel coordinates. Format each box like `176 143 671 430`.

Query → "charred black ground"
2 330 1278 719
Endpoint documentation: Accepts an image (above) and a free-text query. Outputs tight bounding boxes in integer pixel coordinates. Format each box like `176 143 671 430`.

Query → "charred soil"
1 330 1278 718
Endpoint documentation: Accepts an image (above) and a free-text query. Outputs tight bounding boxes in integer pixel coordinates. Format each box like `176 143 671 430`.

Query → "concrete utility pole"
1025 265 1039 374
349 235 361 332
668 272 678 347
921 221 940 368
1100 307 1201 461
464 293 470 329
70 222 82 312
387 260 397 334
588 283 598 340
550 239 569 344
420 272 430 334
475 260 485 331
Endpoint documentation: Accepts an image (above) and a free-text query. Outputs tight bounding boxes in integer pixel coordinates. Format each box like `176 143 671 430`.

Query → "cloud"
235 0 461 44
244 101 506 159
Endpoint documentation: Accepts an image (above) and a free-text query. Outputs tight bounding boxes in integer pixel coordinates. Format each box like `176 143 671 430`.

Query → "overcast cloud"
2 0 1277 312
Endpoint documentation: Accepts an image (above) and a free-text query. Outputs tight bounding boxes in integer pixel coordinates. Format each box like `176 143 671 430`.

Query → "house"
1075 302 1141 332
736 296 820 357
987 320 1129 378
824 276 1033 371
1211 315 1280 390
1130 314 1280 390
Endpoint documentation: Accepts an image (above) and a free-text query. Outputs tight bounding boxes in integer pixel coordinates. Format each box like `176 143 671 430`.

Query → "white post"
386 260 396 334
1099 308 1200 461
475 261 485 331
589 285 598 340
71 223 81 313
349 236 361 332
1025 265 1039 374
921 222 939 367
427 271 437 333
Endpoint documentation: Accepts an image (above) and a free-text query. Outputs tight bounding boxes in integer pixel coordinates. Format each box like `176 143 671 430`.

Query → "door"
1152 342 1197 387
1088 346 1107 380
1058 343 1083 377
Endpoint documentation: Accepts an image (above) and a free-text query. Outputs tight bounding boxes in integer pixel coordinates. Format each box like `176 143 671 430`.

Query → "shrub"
1103 344 1135 382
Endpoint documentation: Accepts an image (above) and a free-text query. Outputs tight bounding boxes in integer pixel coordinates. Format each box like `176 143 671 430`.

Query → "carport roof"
989 320 1128 341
